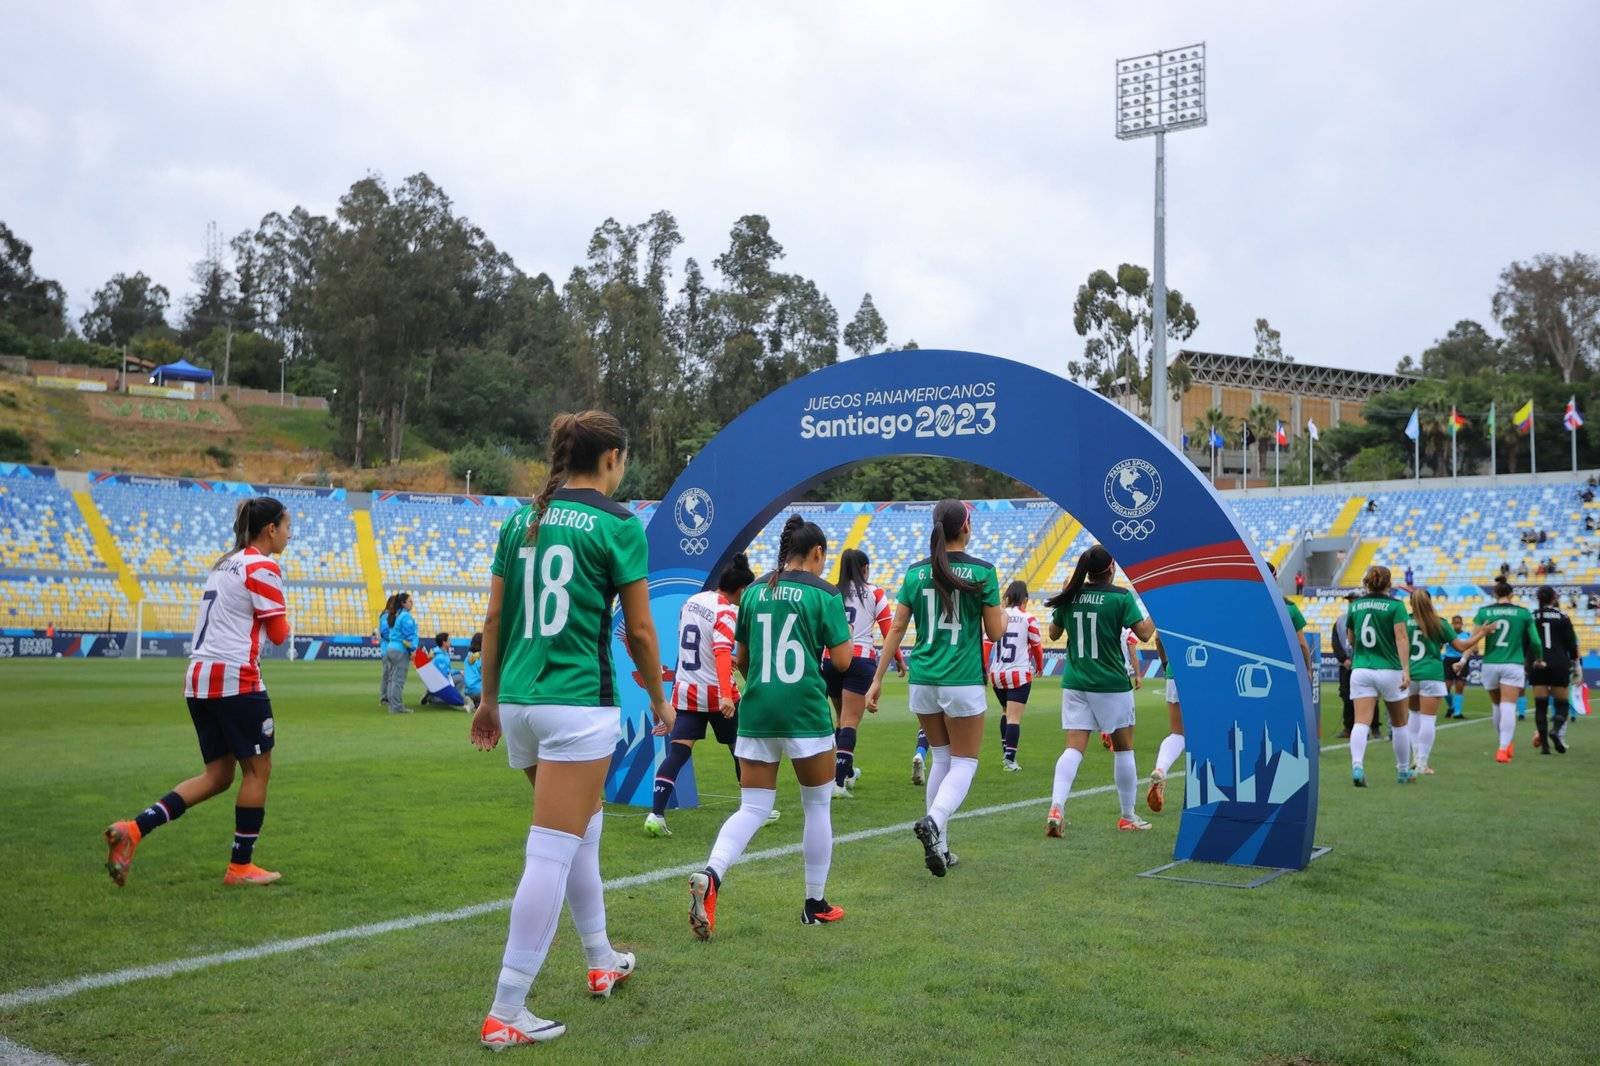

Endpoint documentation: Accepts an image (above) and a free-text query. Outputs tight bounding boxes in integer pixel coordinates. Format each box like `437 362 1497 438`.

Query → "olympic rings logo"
1111 519 1155 542
680 537 709 555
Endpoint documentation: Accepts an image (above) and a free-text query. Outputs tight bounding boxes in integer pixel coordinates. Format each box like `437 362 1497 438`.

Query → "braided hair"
525 410 628 545
768 514 828 590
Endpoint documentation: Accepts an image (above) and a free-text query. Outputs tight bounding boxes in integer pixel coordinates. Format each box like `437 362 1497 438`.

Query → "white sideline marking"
0 717 1486 1013
0 1035 75 1065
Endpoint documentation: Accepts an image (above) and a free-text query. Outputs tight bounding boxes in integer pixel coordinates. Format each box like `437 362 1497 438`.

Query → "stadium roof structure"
1171 350 1416 401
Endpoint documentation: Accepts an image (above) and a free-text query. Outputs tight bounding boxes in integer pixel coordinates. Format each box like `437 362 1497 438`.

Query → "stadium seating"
746 506 861 573
0 477 104 572
371 498 515 587
0 575 130 630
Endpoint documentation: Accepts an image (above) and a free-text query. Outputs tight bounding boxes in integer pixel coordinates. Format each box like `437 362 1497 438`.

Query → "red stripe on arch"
1125 540 1260 593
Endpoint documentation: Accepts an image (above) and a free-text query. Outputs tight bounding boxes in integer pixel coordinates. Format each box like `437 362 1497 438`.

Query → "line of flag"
1388 399 1583 437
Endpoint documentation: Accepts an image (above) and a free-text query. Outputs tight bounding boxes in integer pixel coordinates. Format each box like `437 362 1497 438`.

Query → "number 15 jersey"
490 488 649 708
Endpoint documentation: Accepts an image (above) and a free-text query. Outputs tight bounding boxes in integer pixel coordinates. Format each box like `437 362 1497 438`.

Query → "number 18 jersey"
490 488 649 708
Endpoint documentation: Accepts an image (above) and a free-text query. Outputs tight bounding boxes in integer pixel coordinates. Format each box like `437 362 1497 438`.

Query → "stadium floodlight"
1115 42 1206 443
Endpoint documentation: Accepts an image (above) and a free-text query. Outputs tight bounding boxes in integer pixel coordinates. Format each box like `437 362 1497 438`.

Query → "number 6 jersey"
184 547 287 698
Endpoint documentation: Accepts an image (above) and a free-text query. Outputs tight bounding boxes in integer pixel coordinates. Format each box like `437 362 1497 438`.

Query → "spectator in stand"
1404 565 1415 588
1538 529 1549 545
377 594 398 706
1583 485 1596 503
1589 593 1600 611
1366 499 1378 514
382 593 416 714
1294 571 1305 595
1517 560 1530 580
1499 562 1511 580
1584 514 1595 531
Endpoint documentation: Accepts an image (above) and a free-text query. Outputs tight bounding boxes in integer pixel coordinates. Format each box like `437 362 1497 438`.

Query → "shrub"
0 427 30 462
203 444 235 469
449 443 515 496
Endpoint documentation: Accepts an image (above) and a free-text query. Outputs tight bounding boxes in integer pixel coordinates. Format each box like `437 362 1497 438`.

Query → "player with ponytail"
1464 579 1543 764
472 411 673 1048
1346 565 1414 785
867 499 1004 877
104 496 294 888
1403 587 1475 774
825 547 903 796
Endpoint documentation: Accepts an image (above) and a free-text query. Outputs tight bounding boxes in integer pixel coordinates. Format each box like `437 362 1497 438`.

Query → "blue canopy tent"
149 359 214 385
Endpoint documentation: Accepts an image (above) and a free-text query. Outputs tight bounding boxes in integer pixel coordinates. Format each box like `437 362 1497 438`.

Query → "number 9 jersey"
490 488 649 708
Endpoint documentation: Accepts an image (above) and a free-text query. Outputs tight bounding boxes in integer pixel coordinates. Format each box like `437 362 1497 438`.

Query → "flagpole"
1309 434 1315 491
1451 418 1458 479
1414 430 1420 482
1490 402 1497 477
1531 410 1537 476
1572 418 1578 474
1275 434 1281 490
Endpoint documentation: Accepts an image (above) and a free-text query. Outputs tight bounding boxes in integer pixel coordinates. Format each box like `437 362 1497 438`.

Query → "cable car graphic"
1235 662 1272 699
1185 644 1209 668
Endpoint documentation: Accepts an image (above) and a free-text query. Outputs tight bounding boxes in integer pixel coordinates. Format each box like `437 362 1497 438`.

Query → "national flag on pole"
1181 432 1190 450
1306 419 1320 441
1564 396 1584 431
412 647 466 707
1577 684 1592 717
1208 427 1225 449
1449 407 1467 434
1487 402 1496 432
1514 399 1534 433
1275 421 1288 446
1403 408 1420 441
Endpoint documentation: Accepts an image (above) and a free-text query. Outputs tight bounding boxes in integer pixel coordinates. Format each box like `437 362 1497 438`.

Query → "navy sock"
652 743 694 816
1004 722 1020 761
835 728 857 787
915 729 928 758
134 790 187 837
232 806 264 865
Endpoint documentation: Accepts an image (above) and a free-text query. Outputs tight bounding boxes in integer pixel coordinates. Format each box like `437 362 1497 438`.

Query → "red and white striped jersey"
988 606 1042 689
671 590 737 712
184 547 287 699
840 581 893 658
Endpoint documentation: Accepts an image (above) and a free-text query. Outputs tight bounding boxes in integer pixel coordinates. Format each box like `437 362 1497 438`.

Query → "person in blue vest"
383 593 417 714
421 632 454 706
461 632 484 711
377 595 397 705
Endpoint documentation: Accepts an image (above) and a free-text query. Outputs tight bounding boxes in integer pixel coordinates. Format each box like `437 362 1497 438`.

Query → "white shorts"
1350 668 1408 703
1481 662 1526 693
1061 688 1136 732
502 704 621 769
1414 680 1447 699
909 684 988 718
1165 678 1180 704
734 734 835 763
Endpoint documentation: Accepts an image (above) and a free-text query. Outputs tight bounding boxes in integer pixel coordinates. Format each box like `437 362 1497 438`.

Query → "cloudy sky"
4 1 1596 375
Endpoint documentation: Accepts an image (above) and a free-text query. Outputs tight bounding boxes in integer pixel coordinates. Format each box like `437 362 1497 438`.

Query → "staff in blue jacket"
377 594 397 705
383 592 417 714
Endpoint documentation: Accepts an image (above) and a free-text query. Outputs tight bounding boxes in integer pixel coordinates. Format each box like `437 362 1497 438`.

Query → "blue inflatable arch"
607 349 1318 870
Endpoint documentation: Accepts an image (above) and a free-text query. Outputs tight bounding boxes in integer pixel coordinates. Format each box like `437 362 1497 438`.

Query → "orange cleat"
587 951 635 998
1494 747 1511 763
802 898 845 925
1045 805 1064 838
480 1010 565 1048
1118 815 1153 831
1146 770 1166 813
688 870 718 941
103 820 142 887
1100 732 1113 751
223 863 282 885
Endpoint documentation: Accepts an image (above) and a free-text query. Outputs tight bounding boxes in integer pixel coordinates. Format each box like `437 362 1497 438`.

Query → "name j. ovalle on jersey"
798 380 999 441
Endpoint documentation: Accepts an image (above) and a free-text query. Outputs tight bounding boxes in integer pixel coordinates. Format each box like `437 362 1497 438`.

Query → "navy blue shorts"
993 682 1033 706
670 708 739 745
187 692 275 763
823 656 876 698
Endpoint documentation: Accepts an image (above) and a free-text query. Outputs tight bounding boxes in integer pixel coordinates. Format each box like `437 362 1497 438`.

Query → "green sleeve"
1473 606 1488 627
1122 593 1144 629
818 593 851 649
1443 620 1457 642
734 587 753 646
1050 604 1066 632
608 517 649 587
1287 601 1307 632
981 566 1000 608
896 571 918 609
490 511 521 579
1390 600 1407 630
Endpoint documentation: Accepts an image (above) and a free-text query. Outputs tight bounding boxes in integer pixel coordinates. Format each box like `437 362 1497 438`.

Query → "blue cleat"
1397 769 1415 784
1352 765 1367 788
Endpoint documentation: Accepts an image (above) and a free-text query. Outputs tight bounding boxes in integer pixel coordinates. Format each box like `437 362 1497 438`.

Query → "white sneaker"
832 784 852 799
848 767 862 787
1002 759 1022 773
911 752 925 786
643 813 671 837
481 1008 565 1048
587 950 635 998
766 808 781 823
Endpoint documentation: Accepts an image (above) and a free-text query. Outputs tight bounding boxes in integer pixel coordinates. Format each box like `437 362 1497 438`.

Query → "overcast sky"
4 1 1597 376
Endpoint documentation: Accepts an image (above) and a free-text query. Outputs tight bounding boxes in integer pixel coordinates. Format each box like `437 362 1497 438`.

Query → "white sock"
1350 723 1370 768
1051 747 1084 808
800 782 833 899
706 787 775 882
493 826 580 1018
1416 713 1437 768
927 755 977 839
925 745 951 813
565 809 613 968
1154 733 1185 776
1407 712 1421 747
1498 701 1518 748
1392 717 1412 771
1113 749 1138 817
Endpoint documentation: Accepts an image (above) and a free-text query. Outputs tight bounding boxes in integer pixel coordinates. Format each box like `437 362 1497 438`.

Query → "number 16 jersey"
490 488 649 708
735 573 850 739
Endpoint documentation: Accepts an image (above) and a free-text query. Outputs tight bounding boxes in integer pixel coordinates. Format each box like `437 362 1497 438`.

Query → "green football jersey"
1406 616 1457 682
734 571 850 738
490 488 649 707
1284 598 1307 632
1473 603 1542 664
895 552 1001 687
1348 595 1407 670
1050 582 1146 693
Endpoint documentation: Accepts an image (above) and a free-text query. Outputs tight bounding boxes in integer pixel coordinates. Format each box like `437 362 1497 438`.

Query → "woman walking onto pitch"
382 592 417 714
104 497 294 887
470 411 673 1049
645 553 758 836
1529 586 1577 754
689 515 853 937
1404 588 1474 775
827 547 903 796
988 580 1043 772
1465 580 1544 763
1346 566 1413 786
1146 636 1183 813
1043 545 1156 836
867 499 1003 876
1442 613 1469 719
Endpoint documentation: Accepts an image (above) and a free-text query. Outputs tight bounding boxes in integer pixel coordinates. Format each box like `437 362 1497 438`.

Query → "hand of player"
1534 660 1546 669
651 695 676 736
1400 670 1411 692
718 695 736 719
469 699 501 751
864 680 881 713
1132 672 1142 691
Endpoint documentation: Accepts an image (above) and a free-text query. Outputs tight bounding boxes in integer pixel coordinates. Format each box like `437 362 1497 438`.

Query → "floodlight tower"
1116 42 1206 443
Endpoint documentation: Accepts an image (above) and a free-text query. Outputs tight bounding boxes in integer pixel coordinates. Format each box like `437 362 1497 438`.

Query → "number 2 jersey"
988 606 1043 689
490 488 649 708
184 547 287 699
1472 602 1542 665
672 590 738 711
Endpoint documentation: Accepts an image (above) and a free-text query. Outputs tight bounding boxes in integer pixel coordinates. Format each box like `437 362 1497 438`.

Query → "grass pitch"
1 660 1597 1064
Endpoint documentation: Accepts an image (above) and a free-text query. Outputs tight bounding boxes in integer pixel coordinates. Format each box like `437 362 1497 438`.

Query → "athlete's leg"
928 712 983 840
1050 730 1091 813
835 692 865 788
1351 695 1377 774
706 759 779 882
1109 726 1139 818
1497 685 1520 753
1551 684 1571 752
1533 684 1551 752
793 751 837 906
1386 699 1412 778
230 752 272 867
651 739 696 817
1415 695 1440 771
1154 700 1186 776
918 713 951 813
1003 700 1025 764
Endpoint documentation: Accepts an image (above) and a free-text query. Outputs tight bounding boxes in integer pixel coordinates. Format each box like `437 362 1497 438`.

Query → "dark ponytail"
387 592 409 628
838 548 870 602
718 552 756 596
213 496 286 570
526 410 628 545
1045 544 1115 611
768 514 827 590
1004 579 1029 609
1493 578 1514 600
929 498 980 614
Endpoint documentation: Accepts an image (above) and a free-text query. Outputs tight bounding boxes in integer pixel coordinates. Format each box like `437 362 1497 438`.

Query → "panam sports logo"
1104 458 1162 520
673 487 714 555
